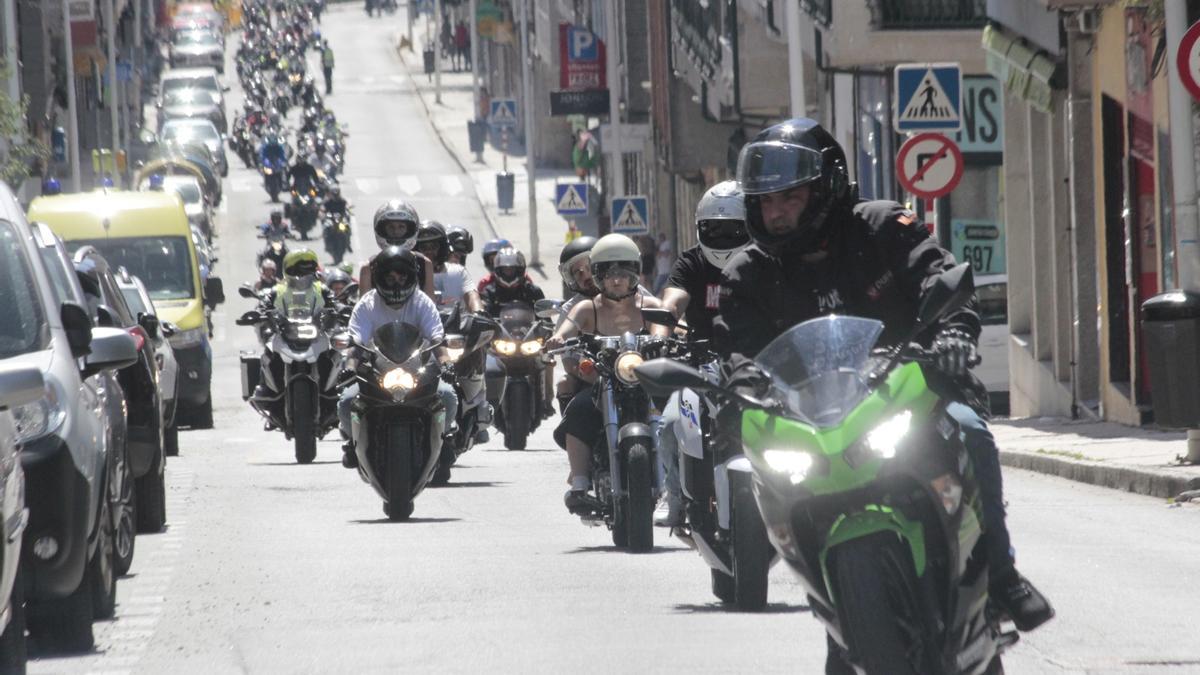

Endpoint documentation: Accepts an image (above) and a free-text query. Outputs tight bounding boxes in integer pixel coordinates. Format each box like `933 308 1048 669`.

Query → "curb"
393 36 501 241
999 448 1200 500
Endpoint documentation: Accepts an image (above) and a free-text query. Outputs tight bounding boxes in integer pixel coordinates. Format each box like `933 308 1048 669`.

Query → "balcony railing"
866 0 988 30
671 0 723 78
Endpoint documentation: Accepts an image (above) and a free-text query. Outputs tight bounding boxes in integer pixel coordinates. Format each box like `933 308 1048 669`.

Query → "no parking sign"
1176 20 1200 101
896 133 964 201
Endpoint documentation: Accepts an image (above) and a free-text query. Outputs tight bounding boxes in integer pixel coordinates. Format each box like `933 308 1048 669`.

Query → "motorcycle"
235 287 346 464
321 212 352 264
261 156 286 202
257 230 290 271
433 304 498 485
548 330 663 553
635 307 774 610
488 301 551 450
635 264 1017 674
288 186 322 240
346 320 448 520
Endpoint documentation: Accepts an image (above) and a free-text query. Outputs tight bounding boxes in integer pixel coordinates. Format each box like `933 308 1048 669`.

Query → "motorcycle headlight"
519 340 542 356
492 339 517 356
290 324 319 340
614 351 644 384
168 326 207 349
762 449 814 485
445 347 464 362
381 368 416 391
844 410 913 468
12 382 66 444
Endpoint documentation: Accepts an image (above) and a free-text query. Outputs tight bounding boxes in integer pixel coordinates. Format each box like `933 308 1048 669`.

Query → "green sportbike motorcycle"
636 264 1018 674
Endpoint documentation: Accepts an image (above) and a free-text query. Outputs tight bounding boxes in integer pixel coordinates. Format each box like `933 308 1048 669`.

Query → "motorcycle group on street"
0 1 1063 673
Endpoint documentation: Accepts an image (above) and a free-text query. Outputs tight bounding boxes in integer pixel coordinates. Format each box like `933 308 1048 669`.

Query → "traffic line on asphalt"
396 174 422 195
440 175 463 196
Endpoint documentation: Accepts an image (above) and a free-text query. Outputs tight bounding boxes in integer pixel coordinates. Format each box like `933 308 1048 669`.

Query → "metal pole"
105 0 121 186
407 0 414 51
133 0 143 129
469 0 479 119
2 0 19 102
433 0 441 103
1167 0 1200 293
785 0 806 118
603 0 623 198
62 0 81 192
517 0 538 263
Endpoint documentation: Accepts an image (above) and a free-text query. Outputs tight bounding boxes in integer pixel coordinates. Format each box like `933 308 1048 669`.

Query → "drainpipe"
784 0 806 118
63 0 82 192
604 0 623 197
518 0 538 264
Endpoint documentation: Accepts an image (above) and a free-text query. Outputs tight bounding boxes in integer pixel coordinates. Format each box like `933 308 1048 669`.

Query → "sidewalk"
393 29 575 290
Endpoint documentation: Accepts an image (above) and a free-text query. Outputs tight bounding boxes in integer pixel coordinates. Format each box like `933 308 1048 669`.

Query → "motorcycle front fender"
715 456 754 531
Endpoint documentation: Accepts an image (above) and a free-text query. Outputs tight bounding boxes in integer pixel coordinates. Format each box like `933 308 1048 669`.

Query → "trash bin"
467 120 486 154
1140 291 1200 427
496 172 514 212
423 49 435 75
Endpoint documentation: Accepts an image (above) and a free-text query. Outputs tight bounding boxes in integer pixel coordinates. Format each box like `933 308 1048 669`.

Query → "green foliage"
0 61 50 189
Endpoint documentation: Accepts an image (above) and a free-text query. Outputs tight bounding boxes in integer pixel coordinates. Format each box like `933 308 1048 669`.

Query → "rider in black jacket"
716 119 1053 638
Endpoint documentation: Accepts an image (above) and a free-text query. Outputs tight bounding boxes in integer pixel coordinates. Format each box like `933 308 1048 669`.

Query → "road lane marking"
440 175 463 196
396 175 422 195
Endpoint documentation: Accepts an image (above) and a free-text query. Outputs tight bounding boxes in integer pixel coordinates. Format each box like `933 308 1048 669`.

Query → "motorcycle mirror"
640 308 677 329
534 298 562 320
336 282 358 301
916 263 975 328
633 358 712 397
235 310 263 326
238 285 259 299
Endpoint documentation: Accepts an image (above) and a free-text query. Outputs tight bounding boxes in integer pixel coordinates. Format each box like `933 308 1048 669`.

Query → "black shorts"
553 384 602 450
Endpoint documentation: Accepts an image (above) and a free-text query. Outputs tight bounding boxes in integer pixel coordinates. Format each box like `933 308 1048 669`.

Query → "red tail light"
127 326 147 351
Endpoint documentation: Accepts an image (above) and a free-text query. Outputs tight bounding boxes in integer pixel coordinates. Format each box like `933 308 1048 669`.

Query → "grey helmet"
372 199 420 250
694 180 750 270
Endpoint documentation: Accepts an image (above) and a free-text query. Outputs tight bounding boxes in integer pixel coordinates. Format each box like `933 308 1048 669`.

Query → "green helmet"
283 248 320 280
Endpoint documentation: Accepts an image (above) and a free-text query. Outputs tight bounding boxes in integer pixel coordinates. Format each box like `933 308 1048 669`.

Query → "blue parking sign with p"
568 26 598 61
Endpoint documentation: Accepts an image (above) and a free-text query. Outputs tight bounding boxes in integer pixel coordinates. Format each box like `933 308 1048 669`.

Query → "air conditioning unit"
1075 9 1101 34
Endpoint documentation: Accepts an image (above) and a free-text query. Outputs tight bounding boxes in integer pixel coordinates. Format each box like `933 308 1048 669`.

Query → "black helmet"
416 220 450 265
322 267 351 288
558 235 597 294
370 246 419 308
446 226 474 256
735 118 851 253
270 209 283 223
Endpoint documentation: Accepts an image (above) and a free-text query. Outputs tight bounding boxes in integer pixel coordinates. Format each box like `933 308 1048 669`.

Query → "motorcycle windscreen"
498 303 534 338
754 315 884 428
371 320 423 364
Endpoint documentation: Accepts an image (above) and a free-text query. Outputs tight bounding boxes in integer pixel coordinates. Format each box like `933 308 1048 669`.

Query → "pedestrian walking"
321 40 335 94
455 20 470 70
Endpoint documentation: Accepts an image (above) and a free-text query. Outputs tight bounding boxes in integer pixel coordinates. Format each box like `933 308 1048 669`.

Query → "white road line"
231 176 257 192
396 175 422 195
440 175 463 197
355 177 378 194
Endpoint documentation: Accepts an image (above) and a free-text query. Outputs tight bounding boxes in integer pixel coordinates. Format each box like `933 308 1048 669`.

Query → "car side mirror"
205 276 225 306
138 312 161 340
235 310 264 326
0 366 45 411
61 301 94 357
82 328 138 379
161 321 179 337
95 304 119 328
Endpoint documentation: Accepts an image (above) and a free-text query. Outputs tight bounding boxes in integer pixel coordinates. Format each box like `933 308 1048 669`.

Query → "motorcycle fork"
599 381 622 496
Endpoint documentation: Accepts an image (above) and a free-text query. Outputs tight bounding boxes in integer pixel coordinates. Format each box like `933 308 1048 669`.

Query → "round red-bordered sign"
896 133 964 200
1176 20 1200 102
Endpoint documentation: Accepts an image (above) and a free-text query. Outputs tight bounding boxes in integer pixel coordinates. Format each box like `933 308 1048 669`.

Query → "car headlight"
614 351 644 384
13 383 66 444
168 326 207 349
492 339 517 356
762 449 814 485
519 340 542 356
381 368 416 391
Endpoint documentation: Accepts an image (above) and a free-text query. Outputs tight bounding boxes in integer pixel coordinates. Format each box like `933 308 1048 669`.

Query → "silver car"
0 365 43 671
161 118 229 177
115 270 180 456
157 87 227 134
170 30 224 73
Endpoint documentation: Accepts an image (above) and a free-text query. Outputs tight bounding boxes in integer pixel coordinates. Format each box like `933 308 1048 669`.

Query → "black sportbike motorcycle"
487 302 551 450
432 304 498 484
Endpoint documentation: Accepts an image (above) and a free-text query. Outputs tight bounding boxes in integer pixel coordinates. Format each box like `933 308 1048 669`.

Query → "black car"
73 248 168 538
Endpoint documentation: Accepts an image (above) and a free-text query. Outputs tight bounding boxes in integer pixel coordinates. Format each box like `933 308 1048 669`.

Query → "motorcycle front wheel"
625 444 654 553
290 378 318 464
384 421 415 520
502 380 530 450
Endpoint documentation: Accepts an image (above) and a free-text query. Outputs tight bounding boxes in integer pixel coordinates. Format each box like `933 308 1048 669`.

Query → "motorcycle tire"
291 379 318 464
431 452 452 486
269 187 280 203
625 444 654 553
830 532 928 675
384 422 415 520
729 484 770 610
502 381 530 450
711 569 735 604
191 393 214 429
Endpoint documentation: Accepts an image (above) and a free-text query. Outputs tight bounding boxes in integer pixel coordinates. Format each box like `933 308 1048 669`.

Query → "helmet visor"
495 266 522 284
736 141 823 195
698 220 749 250
377 219 416 242
286 260 319 277
592 260 640 282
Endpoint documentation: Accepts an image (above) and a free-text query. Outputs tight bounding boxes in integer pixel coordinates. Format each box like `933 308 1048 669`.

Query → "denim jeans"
338 380 459 441
657 408 682 508
945 402 1013 572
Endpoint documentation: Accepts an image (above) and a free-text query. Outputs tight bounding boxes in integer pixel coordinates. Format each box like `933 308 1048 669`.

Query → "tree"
0 62 50 189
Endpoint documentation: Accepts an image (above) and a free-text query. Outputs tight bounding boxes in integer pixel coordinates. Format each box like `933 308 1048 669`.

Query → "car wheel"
0 565 27 672
135 443 167 533
112 440 137 576
192 393 214 429
91 489 117 620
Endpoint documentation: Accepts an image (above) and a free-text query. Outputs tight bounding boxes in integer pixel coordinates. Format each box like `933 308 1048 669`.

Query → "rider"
545 234 670 514
259 132 289 169
357 199 435 298
254 259 279 292
446 225 473 265
339 246 459 468
716 118 1054 634
323 184 349 220
480 247 554 417
288 153 320 196
322 267 352 298
259 209 294 239
416 220 483 313
475 237 513 292
654 180 751 527
552 236 599 415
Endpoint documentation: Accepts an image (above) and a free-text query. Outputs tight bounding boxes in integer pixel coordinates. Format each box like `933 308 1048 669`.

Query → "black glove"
439 361 456 383
931 328 978 378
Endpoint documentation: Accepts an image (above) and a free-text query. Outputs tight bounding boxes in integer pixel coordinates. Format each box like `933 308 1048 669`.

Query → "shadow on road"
429 481 509 488
349 517 462 525
671 602 810 615
563 544 689 555
249 460 344 466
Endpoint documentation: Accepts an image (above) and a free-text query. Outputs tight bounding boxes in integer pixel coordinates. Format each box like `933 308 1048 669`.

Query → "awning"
981 23 1062 113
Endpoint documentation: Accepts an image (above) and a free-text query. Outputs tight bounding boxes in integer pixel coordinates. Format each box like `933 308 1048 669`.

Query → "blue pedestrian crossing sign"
489 98 518 128
555 183 589 216
894 63 961 133
611 195 649 234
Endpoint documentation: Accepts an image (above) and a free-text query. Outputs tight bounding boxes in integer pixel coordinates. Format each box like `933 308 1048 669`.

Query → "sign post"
1176 19 1200 101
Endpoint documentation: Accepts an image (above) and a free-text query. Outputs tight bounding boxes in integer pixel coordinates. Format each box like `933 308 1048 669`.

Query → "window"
976 282 1008 326
73 237 195 301
0 223 50 359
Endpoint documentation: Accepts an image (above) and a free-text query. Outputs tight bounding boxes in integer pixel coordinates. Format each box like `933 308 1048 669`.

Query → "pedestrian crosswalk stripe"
355 177 379 194
225 174 476 198
396 175 422 194
440 175 463 196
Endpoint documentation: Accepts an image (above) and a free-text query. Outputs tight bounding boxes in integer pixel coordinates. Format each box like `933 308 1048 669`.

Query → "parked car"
115 269 180 457
162 173 214 240
975 274 1010 416
170 30 225 73
0 365 45 671
158 67 228 111
2 183 136 653
160 118 228 177
157 87 227 134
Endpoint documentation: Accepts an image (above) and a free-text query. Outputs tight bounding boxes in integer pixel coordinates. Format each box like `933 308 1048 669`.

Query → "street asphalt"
27 5 1200 673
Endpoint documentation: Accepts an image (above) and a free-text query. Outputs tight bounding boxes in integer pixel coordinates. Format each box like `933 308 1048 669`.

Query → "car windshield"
163 121 219 143
174 32 219 47
0 222 50 359
754 315 884 428
73 237 195 301
164 179 203 204
163 76 218 94
164 89 218 106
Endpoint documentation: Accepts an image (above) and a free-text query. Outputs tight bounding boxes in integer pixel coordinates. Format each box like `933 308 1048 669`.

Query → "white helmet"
589 234 641 300
373 199 420 250
694 180 750 270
